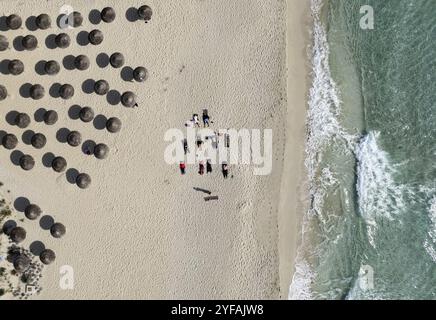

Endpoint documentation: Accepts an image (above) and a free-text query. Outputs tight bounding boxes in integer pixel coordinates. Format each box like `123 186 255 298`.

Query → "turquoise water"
290 0 436 299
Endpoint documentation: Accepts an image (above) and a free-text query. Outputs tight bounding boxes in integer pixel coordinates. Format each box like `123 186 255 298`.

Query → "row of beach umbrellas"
0 5 152 32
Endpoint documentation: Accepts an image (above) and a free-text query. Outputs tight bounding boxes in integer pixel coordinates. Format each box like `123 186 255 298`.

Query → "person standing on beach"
183 139 189 154
193 114 200 127
202 110 210 127
206 160 212 174
222 163 229 179
199 161 205 175
179 162 186 175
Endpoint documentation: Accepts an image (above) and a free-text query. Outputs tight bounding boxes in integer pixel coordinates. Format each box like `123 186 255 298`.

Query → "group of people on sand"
179 110 230 179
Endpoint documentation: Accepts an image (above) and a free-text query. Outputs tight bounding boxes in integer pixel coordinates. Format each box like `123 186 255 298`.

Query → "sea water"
290 0 436 299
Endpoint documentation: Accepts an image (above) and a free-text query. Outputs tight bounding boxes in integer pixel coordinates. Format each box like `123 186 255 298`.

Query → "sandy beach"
0 0 310 299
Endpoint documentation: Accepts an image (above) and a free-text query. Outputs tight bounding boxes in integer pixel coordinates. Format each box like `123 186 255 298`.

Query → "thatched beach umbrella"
79 107 94 123
31 133 47 149
40 249 56 265
15 113 31 128
121 91 137 107
24 204 42 220
76 173 91 189
50 223 66 238
74 55 90 70
67 131 82 147
110 52 124 68
13 255 30 272
2 133 18 150
52 156 67 173
44 110 58 125
22 35 38 50
138 5 153 23
19 154 35 171
55 33 71 48
44 60 60 75
59 84 74 99
94 143 109 159
0 85 7 101
8 59 24 75
30 84 45 100
133 67 148 82
88 29 104 45
71 11 83 27
0 35 9 51
9 226 26 243
36 13 51 30
106 117 121 133
6 14 22 30
94 80 109 95
101 7 116 23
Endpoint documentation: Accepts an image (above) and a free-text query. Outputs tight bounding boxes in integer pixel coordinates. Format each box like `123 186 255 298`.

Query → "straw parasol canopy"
19 154 35 171
0 85 7 101
121 91 137 107
74 55 90 70
6 14 22 30
36 13 51 30
59 84 74 99
67 131 82 147
25 204 42 220
50 223 66 238
9 226 26 243
94 143 109 159
44 110 58 125
30 84 45 100
31 133 47 149
79 107 94 123
109 52 124 68
13 255 31 272
40 249 56 265
8 59 24 75
106 117 121 133
52 156 67 173
76 173 91 189
94 80 109 95
55 33 71 48
44 60 60 75
101 7 116 23
0 35 9 51
133 67 148 82
138 5 153 23
71 11 83 27
2 133 18 150
15 113 31 129
88 29 104 45
22 35 38 50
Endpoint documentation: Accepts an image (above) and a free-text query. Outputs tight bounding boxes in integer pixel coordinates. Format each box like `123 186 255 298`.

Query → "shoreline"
278 0 312 299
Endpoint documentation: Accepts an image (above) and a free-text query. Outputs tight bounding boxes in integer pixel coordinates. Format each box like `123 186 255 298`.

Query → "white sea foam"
288 258 315 300
355 131 405 248
424 196 436 263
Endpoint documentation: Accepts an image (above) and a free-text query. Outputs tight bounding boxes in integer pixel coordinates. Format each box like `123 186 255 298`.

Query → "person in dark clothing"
199 162 205 175
222 163 229 179
206 160 212 174
202 109 210 127
183 139 189 154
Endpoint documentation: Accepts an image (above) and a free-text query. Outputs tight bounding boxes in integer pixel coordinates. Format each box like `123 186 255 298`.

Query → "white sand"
0 0 310 299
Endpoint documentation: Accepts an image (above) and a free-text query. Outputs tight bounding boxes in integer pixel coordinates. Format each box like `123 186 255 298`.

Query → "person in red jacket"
179 162 186 175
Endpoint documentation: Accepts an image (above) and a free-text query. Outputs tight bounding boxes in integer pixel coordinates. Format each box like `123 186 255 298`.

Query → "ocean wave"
355 131 405 248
